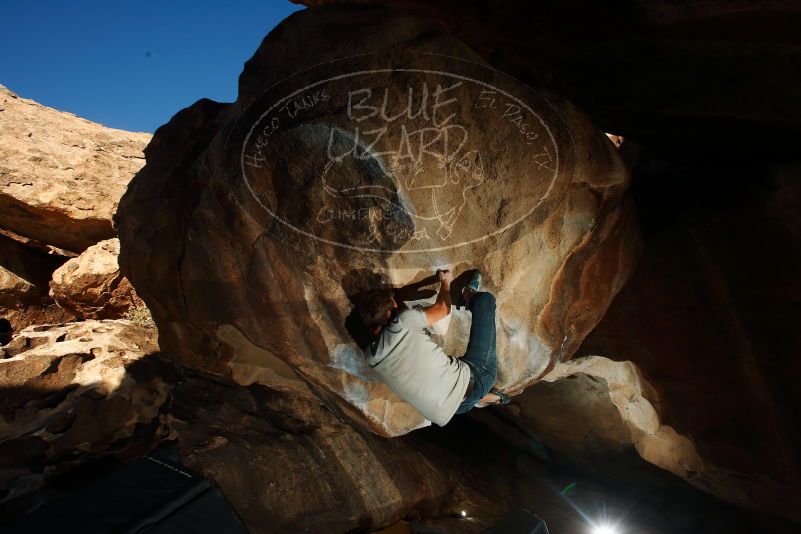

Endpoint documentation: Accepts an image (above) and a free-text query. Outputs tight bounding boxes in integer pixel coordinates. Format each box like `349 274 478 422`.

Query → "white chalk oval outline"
240 67 561 254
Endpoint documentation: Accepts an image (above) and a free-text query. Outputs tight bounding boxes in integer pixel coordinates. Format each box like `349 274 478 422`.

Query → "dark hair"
356 288 394 327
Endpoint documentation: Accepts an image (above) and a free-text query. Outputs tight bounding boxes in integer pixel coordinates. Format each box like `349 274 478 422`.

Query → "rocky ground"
0 320 790 532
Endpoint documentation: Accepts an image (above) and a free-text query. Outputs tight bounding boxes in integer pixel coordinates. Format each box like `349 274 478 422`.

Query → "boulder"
0 231 67 309
0 84 151 254
0 267 35 309
115 4 638 437
168 373 466 532
514 356 703 488
171 371 757 533
49 238 143 319
521 158 801 523
0 226 75 336
0 320 171 503
295 0 801 160
0 226 75 334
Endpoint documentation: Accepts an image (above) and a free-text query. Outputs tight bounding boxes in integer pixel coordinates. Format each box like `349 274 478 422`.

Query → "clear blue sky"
1 1 304 133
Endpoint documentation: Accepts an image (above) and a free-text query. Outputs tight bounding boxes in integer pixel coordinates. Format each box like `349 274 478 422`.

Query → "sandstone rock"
516 354 801 525
168 373 463 532
570 160 801 523
0 84 151 254
296 1 801 160
0 227 77 259
516 356 702 487
605 133 624 148
0 322 778 532
0 228 75 335
0 305 75 338
0 320 171 503
0 231 66 309
49 238 143 319
0 268 34 309
115 5 638 437
0 318 463 529
171 373 732 533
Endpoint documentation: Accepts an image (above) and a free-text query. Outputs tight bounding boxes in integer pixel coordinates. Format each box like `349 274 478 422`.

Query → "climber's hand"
425 270 453 327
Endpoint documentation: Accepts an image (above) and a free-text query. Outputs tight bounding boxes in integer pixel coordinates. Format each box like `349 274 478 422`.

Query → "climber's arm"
423 270 452 327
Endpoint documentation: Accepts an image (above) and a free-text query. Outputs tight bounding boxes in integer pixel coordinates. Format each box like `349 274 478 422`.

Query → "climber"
358 269 510 427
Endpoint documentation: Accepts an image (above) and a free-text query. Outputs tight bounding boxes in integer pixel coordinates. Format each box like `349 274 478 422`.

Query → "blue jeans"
456 291 497 414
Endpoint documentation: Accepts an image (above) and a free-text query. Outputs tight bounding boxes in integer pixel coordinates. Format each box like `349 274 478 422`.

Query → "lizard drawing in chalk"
320 125 486 245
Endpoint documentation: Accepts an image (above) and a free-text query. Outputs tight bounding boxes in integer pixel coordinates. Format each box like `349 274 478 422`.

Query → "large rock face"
49 238 143 319
508 157 801 524
0 84 151 254
296 0 801 160
277 3 799 520
515 356 706 490
116 5 638 437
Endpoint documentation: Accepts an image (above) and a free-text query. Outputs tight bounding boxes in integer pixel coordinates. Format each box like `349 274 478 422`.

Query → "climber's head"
357 287 397 333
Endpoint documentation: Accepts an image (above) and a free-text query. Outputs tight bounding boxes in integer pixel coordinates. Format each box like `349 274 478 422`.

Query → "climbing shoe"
489 387 512 405
474 387 512 409
460 269 483 308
